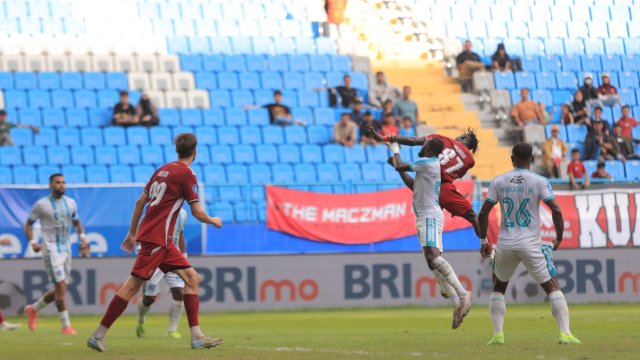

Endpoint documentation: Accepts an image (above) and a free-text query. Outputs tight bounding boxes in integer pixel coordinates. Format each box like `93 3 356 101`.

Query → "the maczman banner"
0 249 638 315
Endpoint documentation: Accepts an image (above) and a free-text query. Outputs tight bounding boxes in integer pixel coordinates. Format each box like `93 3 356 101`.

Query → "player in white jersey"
23 174 90 335
478 143 581 345
389 137 473 329
136 208 188 339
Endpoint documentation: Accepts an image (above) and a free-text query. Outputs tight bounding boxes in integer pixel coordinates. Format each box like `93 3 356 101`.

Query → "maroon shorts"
439 182 473 217
130 242 191 280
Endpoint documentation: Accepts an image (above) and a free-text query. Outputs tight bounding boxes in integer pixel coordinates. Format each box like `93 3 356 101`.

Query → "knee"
184 272 200 288
425 252 438 270
142 296 156 307
170 288 184 301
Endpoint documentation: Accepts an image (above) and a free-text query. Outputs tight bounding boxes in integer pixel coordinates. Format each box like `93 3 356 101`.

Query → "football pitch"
1 304 639 360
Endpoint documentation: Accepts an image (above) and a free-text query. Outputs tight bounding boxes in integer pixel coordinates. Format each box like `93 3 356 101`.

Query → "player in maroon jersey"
88 133 222 352
371 128 480 236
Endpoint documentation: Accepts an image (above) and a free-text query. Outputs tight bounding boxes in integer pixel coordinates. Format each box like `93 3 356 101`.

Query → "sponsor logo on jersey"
193 184 199 194
158 171 170 177
510 175 524 184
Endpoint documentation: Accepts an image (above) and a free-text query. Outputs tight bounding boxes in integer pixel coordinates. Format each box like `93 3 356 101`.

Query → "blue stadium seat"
561 55 581 72
28 90 51 108
604 160 625 180
42 109 65 127
219 185 242 203
514 72 536 89
307 125 330 144
255 144 278 164
158 108 180 127
331 55 352 72
34 127 57 146
224 55 246 72
284 126 306 144
38 72 60 90
621 55 640 72
181 108 203 126
267 55 288 72
194 126 217 145
239 72 261 90
38 165 61 184
13 166 37 184
289 107 311 125
297 90 319 108
303 72 324 90
126 127 149 146
289 55 310 72
106 73 128 90
253 90 273 106
233 145 255 164
0 167 12 184
361 163 383 182
0 72 13 89
566 124 588 142
338 163 361 182
203 164 226 185
247 108 269 126
202 55 224 72
195 72 217 90
57 127 78 146
313 108 335 126
262 126 284 144
118 145 140 165
23 146 47 165
250 164 272 185
618 72 639 89
366 145 388 163
625 160 640 181
110 165 132 183
316 163 339 185
224 108 246 126
217 126 239 144
227 164 248 183
323 144 345 163
15 72 37 90
217 72 239 90
188 36 211 54
294 163 317 183
71 146 94 165
581 55 601 72
231 90 253 108
309 55 331 72
245 55 267 72
240 126 262 144
349 72 368 90
272 164 294 183
75 90 97 108
51 90 74 108
210 145 233 164
619 88 637 107
283 72 304 90
601 55 623 72
261 72 282 90
97 90 118 108
344 145 366 163
539 56 562 72
520 56 540 72
83 72 106 90
104 127 126 146
18 108 41 127
62 165 85 184
81 128 103 146
47 146 70 165
556 72 578 90
494 72 516 89
325 72 344 88
85 165 109 183
531 89 553 107
133 165 154 183
534 72 557 89
89 108 112 127
212 202 234 222
9 127 33 146
65 108 87 127
61 72 83 90
278 144 301 163
552 90 573 105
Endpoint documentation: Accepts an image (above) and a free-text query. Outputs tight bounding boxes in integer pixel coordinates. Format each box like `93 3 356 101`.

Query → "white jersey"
485 168 555 248
410 157 443 223
28 195 79 255
172 209 187 248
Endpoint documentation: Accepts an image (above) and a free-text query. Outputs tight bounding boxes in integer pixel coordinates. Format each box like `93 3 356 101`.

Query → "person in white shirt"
478 143 581 345
542 125 568 178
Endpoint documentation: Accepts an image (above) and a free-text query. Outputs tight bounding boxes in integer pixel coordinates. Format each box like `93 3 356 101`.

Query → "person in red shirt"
597 73 621 107
381 113 399 136
88 133 223 353
591 162 613 180
616 105 639 138
567 149 590 190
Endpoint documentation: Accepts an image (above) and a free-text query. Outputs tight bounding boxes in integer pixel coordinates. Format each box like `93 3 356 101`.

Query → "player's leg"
53 280 75 334
24 253 58 331
137 269 164 337
166 271 185 338
487 246 519 345
0 309 19 331
439 182 479 237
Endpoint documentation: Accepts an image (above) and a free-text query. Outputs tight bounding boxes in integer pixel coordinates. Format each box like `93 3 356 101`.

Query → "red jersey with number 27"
136 162 199 247
425 134 475 183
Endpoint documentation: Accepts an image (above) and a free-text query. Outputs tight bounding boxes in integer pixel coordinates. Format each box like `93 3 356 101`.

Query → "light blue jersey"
409 157 443 223
28 195 79 254
172 209 187 247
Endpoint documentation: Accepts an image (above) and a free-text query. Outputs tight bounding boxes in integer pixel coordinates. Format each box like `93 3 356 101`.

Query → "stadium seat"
210 145 233 164
38 166 61 184
46 146 70 165
227 164 249 183
107 73 129 90
255 144 278 164
261 72 282 90
366 145 388 163
158 108 180 127
0 147 21 166
61 73 83 90
247 109 270 126
338 163 361 182
38 72 60 90
283 72 305 89
194 126 217 145
75 90 97 108
84 72 106 90
300 144 323 164
245 55 267 72
316 163 339 183
180 108 202 126
514 72 536 89
304 72 324 89
344 145 367 163
62 166 85 184
217 72 239 90
604 160 625 180
141 145 164 165
494 72 516 90
71 146 94 165
566 124 588 142
15 72 37 90
239 126 262 145
116 146 140 165
313 108 335 126
307 125 330 144
556 72 578 90
289 55 310 72
361 163 384 182
323 144 345 163
28 90 51 108
217 126 240 144
272 164 294 184
239 72 261 90
110 165 133 183
278 144 301 163
203 164 226 185
233 145 256 164
625 160 640 180
24 146 47 165
284 126 306 144
249 164 272 185
294 163 317 183
0 167 12 184
133 165 155 183
262 126 284 144
13 166 37 184
125 127 149 146
104 127 126 146
95 146 118 165
224 108 246 126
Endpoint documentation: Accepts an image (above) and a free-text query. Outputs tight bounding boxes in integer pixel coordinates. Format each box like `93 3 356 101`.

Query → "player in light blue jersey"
136 208 188 339
389 137 473 329
478 143 581 345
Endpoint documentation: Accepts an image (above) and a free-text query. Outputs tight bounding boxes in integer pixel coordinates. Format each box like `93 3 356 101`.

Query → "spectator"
0 109 39 146
333 113 357 147
616 105 639 138
350 99 365 126
393 86 418 123
260 90 305 126
511 88 543 126
578 73 602 109
590 106 606 131
335 75 358 108
368 71 399 108
381 99 397 123
591 162 613 180
597 73 621 107
135 93 159 127
359 111 381 146
560 103 574 125
491 43 511 72
539 103 551 124
567 149 589 190
585 120 620 162
112 91 137 127
398 116 416 137
381 113 399 136
571 91 589 124
456 40 484 81
543 125 568 178
612 123 640 160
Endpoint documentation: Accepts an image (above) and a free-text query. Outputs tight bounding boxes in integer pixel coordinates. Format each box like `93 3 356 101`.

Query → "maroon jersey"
425 134 475 183
137 162 199 247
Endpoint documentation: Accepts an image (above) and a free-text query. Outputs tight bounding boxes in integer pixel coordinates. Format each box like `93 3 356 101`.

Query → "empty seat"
62 166 85 184
13 166 37 184
284 126 306 144
300 144 323 163
307 125 330 144
268 55 288 72
47 146 70 165
110 165 133 183
209 90 231 108
75 90 97 108
494 72 516 89
24 146 47 165
217 126 240 144
34 127 57 146
344 145 367 163
150 73 173 90
118 145 141 165
249 164 272 184
294 163 316 183
126 127 149 145
38 72 60 90
133 165 155 183
361 163 383 182
210 145 233 164
224 108 246 126
514 72 536 89
165 91 188 108
338 163 361 182
173 72 196 91
84 72 106 90
233 145 255 163
70 145 94 165
231 90 253 108
240 126 262 144
38 165 61 184
28 90 51 108
15 72 37 90
323 144 345 163
51 90 74 108
239 72 260 90
255 144 278 163
278 144 301 163
262 126 284 144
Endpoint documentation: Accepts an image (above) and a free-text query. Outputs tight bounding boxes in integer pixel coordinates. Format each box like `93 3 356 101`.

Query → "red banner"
266 181 475 244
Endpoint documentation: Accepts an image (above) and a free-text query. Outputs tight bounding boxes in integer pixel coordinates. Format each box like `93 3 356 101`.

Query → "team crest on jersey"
158 171 169 177
510 175 524 184
192 184 199 194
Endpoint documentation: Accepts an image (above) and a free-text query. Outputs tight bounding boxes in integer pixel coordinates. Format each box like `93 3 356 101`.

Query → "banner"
266 181 475 244
0 186 203 259
1 249 638 315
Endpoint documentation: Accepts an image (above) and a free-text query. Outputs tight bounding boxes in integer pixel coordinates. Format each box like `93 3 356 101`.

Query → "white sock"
489 292 506 335
549 291 571 334
59 310 71 328
190 326 203 339
92 324 108 339
137 302 151 324
168 300 183 332
33 297 48 312
432 268 460 307
431 257 467 298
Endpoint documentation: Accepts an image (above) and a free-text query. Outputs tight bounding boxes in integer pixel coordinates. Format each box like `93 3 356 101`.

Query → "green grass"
1 304 639 359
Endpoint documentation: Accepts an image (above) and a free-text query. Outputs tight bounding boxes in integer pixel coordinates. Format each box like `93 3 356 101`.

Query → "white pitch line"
234 345 423 357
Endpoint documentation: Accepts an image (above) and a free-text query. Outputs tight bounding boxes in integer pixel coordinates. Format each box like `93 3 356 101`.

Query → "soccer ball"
511 270 547 303
0 280 27 316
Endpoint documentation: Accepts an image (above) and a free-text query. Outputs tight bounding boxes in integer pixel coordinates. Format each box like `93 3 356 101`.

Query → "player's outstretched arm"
122 192 149 253
72 219 90 257
389 143 412 172
477 200 495 258
368 127 426 146
23 219 40 253
387 157 414 190
189 201 222 228
544 198 564 250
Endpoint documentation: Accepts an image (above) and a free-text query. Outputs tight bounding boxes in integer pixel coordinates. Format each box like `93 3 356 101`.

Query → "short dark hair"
403 116 412 121
613 123 621 128
376 71 383 76
175 133 197 159
594 105 603 111
0 110 6 116
464 127 479 153
597 162 605 169
341 112 351 118
49 173 64 183
119 91 128 97
273 90 282 96
571 148 581 154
343 74 351 79
427 137 444 155
520 87 529 92
363 111 372 116
622 105 630 110
512 143 533 161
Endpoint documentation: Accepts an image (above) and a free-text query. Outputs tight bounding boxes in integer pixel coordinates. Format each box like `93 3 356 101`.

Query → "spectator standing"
567 149 589 190
260 90 305 126
612 123 640 160
578 73 602 109
456 40 484 80
591 162 613 180
398 117 416 137
135 93 159 127
543 125 568 178
359 111 381 146
112 91 137 127
585 120 620 162
571 91 589 124
333 113 357 147
334 75 358 108
491 43 511 72
381 99 397 123
393 86 418 123
616 105 639 138
368 72 399 108
350 99 365 126
597 73 621 107
380 113 399 136
560 103 574 125
511 88 543 126
0 109 39 146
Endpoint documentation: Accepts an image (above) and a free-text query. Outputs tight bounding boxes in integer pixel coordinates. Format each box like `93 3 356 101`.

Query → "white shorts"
42 246 71 284
142 268 185 297
493 243 557 284
416 218 443 251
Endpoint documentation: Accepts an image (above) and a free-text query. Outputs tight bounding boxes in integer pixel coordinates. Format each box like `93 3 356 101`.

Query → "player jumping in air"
23 174 90 335
136 208 188 339
388 137 473 329
87 133 223 352
478 143 581 345
0 239 20 331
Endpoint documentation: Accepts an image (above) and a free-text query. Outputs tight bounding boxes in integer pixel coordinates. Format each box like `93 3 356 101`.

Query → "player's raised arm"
122 191 150 253
389 142 412 172
387 157 414 190
369 126 426 146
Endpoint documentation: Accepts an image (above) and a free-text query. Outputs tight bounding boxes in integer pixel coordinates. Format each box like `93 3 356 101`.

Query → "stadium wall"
1 249 638 316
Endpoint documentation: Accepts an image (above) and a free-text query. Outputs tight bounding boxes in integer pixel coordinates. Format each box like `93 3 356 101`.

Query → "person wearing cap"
591 162 613 180
511 88 544 127
350 99 366 126
0 109 40 146
368 71 400 108
585 120 620 162
543 125 568 178
491 43 511 72
597 73 621 107
393 86 418 123
616 105 639 139
578 73 602 109
359 111 381 146
571 90 589 124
